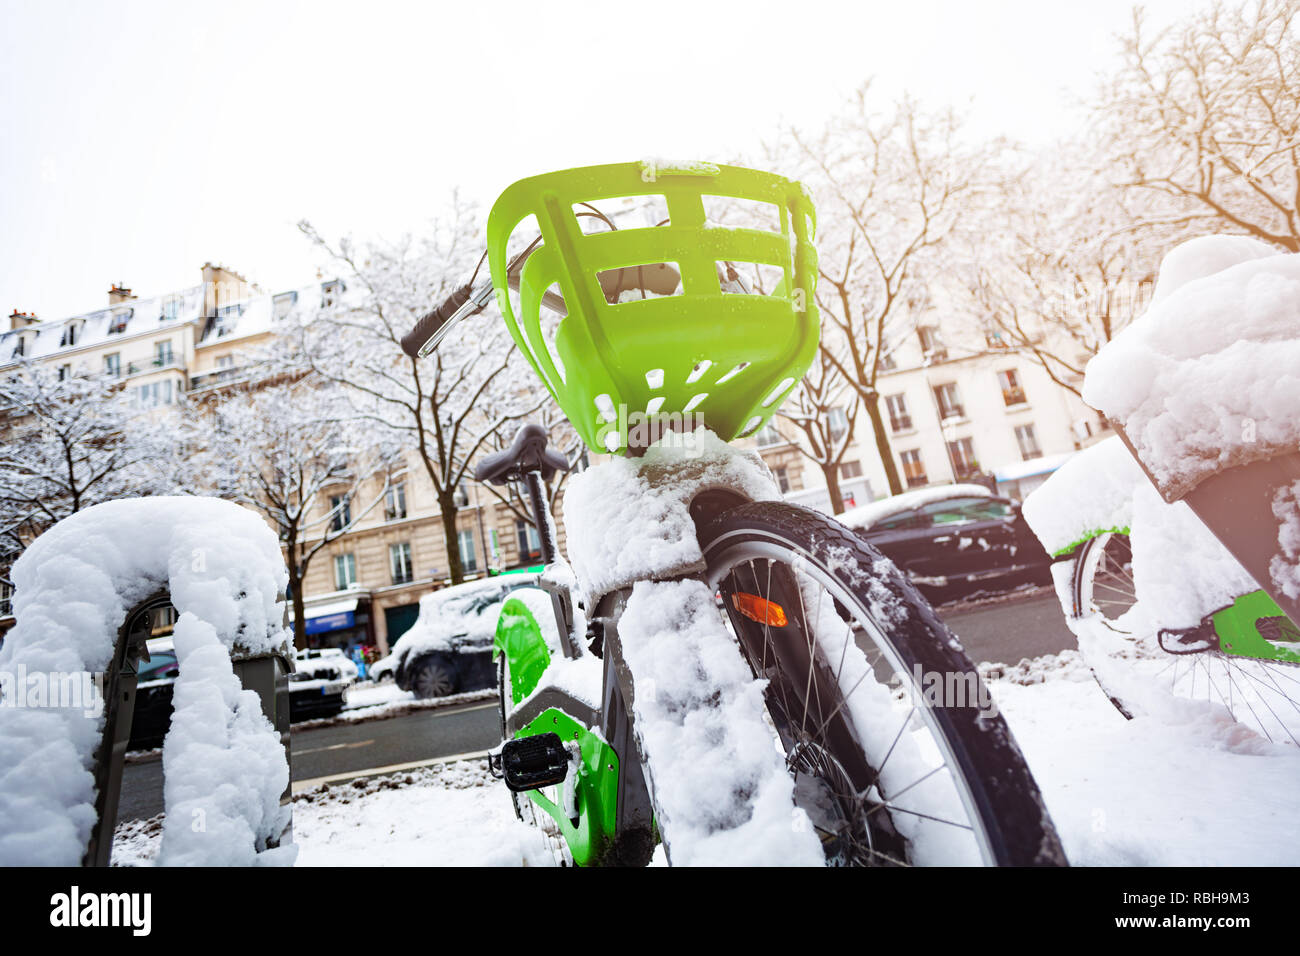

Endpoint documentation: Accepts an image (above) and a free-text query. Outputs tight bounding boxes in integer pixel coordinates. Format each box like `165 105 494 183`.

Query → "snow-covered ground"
112 648 1300 866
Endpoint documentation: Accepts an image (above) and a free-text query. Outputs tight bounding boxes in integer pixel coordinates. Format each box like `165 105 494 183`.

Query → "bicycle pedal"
493 733 570 792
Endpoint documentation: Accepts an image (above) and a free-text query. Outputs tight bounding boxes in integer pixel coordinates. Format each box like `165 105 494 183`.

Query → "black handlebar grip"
400 282 474 357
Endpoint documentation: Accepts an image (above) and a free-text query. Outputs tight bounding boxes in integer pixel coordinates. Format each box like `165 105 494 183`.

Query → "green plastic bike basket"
486 161 819 455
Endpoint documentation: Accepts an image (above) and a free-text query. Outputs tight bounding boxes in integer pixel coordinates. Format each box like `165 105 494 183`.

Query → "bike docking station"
0 497 298 869
83 589 295 867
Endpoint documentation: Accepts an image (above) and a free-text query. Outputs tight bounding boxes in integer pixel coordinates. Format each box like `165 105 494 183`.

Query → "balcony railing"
189 367 244 391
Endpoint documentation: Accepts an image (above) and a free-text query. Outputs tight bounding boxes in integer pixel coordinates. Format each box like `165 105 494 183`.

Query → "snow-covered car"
380 574 539 700
839 483 1052 604
288 646 358 719
294 646 359 682
128 636 354 749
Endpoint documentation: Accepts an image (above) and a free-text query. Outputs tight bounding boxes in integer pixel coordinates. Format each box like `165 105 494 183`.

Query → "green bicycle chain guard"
487 161 819 455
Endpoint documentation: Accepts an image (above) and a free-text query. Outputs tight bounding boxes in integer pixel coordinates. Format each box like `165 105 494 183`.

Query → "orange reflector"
731 592 788 627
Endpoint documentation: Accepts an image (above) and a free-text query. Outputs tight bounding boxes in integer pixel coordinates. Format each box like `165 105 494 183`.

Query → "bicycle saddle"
474 424 569 486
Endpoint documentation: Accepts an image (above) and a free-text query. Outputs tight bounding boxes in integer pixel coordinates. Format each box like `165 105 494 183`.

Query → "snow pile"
618 579 824 866
115 761 565 868
984 656 1300 865
0 496 292 866
1083 236 1298 499
562 429 779 604
1130 483 1260 629
1269 481 1300 601
1021 437 1145 556
838 483 992 532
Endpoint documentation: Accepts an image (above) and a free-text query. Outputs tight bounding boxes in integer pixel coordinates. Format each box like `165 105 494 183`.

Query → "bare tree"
285 202 546 585
778 347 861 514
955 146 1169 398
770 86 989 495
0 360 182 566
1098 0 1300 250
194 381 402 649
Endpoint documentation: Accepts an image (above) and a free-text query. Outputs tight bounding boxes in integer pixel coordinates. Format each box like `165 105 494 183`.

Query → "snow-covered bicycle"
1024 236 1300 746
403 161 1064 866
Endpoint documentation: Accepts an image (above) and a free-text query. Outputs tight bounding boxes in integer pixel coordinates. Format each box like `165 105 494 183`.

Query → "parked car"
288 646 358 721
377 574 539 700
838 484 1052 604
127 636 354 750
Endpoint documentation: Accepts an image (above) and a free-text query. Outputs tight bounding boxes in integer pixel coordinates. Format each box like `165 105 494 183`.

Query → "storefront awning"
293 597 360 636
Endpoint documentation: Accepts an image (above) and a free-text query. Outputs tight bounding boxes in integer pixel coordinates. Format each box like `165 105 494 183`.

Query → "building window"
947 437 978 477
998 369 1027 406
161 297 179 322
334 553 357 590
57 364 70 381
131 380 173 408
774 467 790 494
458 529 478 574
900 449 927 488
840 460 863 480
828 407 848 441
59 321 81 347
329 494 352 532
516 519 541 561
1015 423 1042 460
215 354 235 370
389 542 413 585
985 327 1009 349
0 580 12 617
885 393 912 432
755 422 783 447
933 383 964 421
384 482 407 521
321 280 345 308
103 353 121 378
109 311 130 334
154 340 173 367
878 349 897 372
273 291 299 319
918 326 947 363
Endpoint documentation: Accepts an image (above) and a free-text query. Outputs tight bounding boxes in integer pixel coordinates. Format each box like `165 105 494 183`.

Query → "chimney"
202 262 251 315
8 310 37 331
108 283 135 305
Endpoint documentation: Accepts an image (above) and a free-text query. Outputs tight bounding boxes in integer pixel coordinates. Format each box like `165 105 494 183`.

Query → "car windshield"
920 496 1014 524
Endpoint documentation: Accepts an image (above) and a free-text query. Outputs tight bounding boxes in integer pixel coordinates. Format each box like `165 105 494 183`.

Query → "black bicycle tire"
698 500 1066 867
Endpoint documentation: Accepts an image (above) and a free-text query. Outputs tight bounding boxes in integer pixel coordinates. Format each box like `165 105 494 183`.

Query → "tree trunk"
821 462 846 515
864 393 903 496
291 569 308 651
439 490 465 585
287 534 309 651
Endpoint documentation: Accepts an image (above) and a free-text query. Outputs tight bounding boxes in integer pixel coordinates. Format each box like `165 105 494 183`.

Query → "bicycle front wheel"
699 501 1065 866
1072 532 1300 745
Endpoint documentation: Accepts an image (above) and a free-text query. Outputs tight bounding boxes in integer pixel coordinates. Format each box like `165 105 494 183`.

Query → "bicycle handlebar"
400 278 495 358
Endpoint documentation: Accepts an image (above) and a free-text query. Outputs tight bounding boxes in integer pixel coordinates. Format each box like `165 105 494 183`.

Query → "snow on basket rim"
0 496 293 867
1082 236 1298 500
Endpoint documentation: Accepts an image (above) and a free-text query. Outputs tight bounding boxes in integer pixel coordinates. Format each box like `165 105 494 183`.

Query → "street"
116 586 1074 822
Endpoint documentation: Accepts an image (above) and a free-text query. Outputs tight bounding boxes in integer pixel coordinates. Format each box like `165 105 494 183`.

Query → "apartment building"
292 459 565 653
0 266 558 652
744 314 1108 513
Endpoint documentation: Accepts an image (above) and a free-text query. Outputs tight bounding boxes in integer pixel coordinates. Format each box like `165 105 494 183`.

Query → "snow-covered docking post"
0 497 296 866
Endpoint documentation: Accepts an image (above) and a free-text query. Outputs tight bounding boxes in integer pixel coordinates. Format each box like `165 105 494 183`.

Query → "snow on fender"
0 496 295 866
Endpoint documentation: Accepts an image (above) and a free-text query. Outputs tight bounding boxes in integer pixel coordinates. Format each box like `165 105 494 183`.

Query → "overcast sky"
1 0 1193 321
